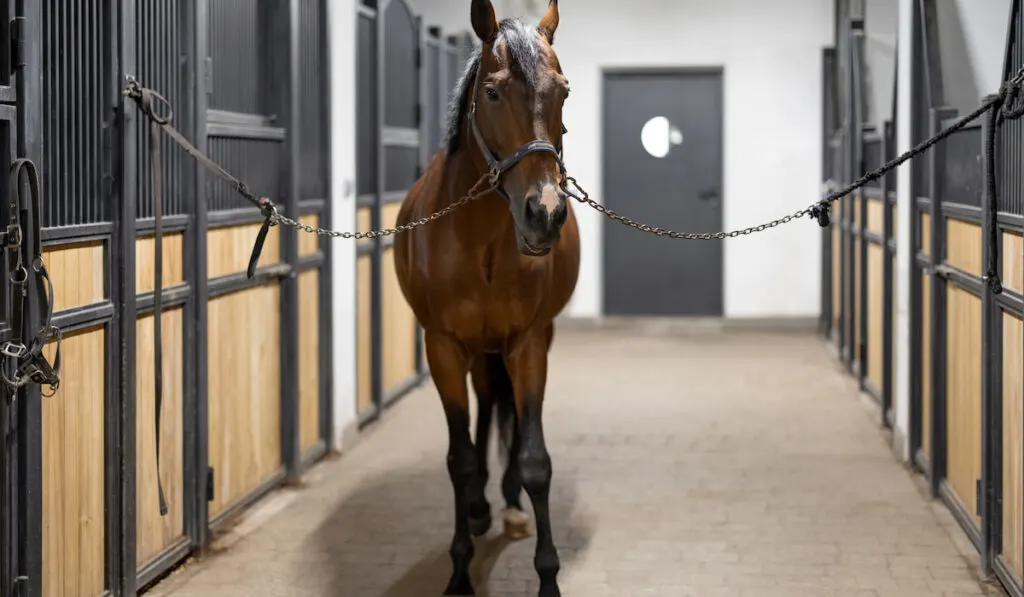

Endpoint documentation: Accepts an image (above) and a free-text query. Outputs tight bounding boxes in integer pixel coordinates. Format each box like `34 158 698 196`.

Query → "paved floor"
146 327 1002 597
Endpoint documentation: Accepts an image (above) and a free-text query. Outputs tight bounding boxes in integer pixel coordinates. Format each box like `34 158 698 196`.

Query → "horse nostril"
552 195 568 226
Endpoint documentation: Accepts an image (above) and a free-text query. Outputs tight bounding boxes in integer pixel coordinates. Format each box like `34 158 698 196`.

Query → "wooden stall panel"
383 202 402 229
921 212 932 255
136 309 185 568
922 272 932 459
298 215 320 258
945 219 982 277
866 197 884 236
945 285 982 526
358 208 372 235
832 225 841 336
207 284 282 517
1003 231 1023 295
299 270 321 452
41 326 106 597
867 243 884 391
382 246 417 391
358 255 373 413
853 236 861 367
136 233 185 293
1003 313 1023 582
207 224 281 279
43 240 106 312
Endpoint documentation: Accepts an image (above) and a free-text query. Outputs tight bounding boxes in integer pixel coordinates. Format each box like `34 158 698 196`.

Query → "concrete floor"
145 327 1002 597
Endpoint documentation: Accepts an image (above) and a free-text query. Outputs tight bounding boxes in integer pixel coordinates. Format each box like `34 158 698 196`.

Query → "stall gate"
822 0 1024 594
355 0 474 425
0 1 333 596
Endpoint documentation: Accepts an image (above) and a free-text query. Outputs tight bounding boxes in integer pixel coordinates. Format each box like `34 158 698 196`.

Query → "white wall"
955 0 1012 94
329 0 359 450
412 0 833 319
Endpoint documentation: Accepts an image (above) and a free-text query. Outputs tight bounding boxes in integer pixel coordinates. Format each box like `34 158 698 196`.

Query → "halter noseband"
467 69 568 196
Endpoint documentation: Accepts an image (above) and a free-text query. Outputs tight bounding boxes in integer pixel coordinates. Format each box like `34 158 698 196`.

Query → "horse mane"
445 18 543 154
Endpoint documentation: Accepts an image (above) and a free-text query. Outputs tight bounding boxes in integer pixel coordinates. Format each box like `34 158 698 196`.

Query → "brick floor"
144 327 1003 597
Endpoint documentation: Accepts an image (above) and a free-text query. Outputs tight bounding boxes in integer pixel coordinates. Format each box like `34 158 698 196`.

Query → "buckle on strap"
1 342 27 358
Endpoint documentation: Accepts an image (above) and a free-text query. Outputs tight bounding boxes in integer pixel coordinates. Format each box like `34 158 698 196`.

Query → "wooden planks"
945 218 982 277
136 309 185 568
1003 231 1023 295
382 246 417 392
1003 313 1024 582
43 240 106 312
136 233 185 293
853 236 861 368
867 243 884 392
832 224 841 336
207 224 281 278
298 215 320 257
207 284 282 517
299 270 321 452
357 255 373 413
41 326 106 597
922 272 932 459
945 285 982 526
921 212 931 255
866 198 884 236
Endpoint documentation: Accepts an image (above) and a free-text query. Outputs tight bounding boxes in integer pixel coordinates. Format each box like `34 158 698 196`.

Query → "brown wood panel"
298 215 320 257
832 225 840 336
298 270 321 452
866 198 884 236
357 255 373 413
921 212 931 256
136 233 184 293
1003 231 1023 295
867 244 884 391
853 195 861 227
1003 313 1023 582
207 224 281 278
945 285 982 526
382 202 402 229
136 309 185 568
42 325 106 597
922 271 932 459
382 246 417 391
43 240 105 312
945 218 982 276
358 208 372 235
207 284 282 517
853 236 861 367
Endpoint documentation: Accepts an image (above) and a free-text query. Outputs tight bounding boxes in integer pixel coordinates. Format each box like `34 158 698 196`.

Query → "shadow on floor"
311 456 592 597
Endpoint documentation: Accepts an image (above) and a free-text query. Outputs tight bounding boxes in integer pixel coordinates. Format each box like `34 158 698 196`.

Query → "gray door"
602 70 724 316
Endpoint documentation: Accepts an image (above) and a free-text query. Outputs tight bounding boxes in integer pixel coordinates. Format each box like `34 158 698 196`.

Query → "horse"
393 0 578 594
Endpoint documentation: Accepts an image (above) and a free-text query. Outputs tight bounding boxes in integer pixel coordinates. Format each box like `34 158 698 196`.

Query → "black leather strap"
149 107 169 517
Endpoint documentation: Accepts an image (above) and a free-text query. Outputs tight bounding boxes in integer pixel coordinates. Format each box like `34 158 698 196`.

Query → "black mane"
445 18 542 154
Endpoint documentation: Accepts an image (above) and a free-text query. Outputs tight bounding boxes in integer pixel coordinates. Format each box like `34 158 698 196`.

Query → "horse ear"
538 0 559 44
471 0 499 44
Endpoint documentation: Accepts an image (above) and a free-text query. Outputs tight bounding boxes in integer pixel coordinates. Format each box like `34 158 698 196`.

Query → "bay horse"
393 1 578 595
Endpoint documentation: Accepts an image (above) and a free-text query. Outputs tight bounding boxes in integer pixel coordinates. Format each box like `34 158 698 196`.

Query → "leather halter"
466 69 568 197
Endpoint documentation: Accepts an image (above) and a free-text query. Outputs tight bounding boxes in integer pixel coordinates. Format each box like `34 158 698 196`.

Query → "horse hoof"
468 513 492 537
502 508 532 540
443 578 475 596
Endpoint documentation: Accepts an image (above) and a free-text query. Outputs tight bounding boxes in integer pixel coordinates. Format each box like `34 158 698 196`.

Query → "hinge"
13 576 28 597
10 17 26 74
975 478 982 517
204 57 213 96
206 467 215 501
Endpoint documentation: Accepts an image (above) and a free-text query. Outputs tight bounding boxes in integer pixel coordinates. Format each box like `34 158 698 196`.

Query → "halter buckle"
4 224 21 249
488 167 502 188
1 342 27 359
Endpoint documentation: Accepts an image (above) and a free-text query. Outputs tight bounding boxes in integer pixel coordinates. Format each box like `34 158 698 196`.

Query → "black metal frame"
0 2 334 595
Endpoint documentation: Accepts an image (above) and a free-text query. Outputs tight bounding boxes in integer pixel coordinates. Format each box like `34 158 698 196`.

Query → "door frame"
598 65 726 317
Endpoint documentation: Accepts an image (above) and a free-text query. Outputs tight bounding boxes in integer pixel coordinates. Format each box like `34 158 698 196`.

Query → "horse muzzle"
513 184 567 256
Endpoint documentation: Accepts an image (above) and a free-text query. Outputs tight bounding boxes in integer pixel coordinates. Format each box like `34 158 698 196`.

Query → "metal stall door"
198 0 299 532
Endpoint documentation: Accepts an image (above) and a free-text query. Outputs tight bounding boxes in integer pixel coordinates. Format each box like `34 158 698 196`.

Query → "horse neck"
442 143 515 248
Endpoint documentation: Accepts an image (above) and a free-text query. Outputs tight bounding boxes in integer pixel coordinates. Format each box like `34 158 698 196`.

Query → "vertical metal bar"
317 0 334 447
272 0 302 481
907 0 924 468
116 0 138 590
179 0 200 559
15 0 43 593
193 0 211 551
371 1 384 416
821 48 834 340
979 97 997 578
882 120 895 428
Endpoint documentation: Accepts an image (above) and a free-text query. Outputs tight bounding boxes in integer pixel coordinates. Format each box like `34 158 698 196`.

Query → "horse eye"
485 87 499 102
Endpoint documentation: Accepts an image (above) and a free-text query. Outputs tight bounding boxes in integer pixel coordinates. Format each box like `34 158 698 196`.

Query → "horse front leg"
505 329 561 597
425 331 477 595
